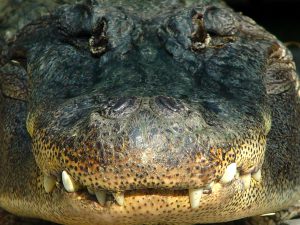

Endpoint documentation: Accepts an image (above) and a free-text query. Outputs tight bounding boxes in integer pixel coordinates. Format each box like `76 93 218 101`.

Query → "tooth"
261 212 276 217
220 163 237 184
207 181 214 189
87 187 95 195
252 169 262 182
95 191 107 206
112 192 125 206
189 188 203 209
44 175 56 193
62 171 79 192
241 174 251 189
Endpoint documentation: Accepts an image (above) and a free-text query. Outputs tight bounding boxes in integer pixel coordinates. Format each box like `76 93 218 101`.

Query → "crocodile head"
1 0 300 225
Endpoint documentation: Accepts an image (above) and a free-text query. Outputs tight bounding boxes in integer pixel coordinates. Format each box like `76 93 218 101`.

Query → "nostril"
155 96 183 112
112 97 136 113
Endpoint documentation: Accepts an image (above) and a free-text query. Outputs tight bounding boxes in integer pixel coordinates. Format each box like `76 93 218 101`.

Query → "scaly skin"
0 0 300 224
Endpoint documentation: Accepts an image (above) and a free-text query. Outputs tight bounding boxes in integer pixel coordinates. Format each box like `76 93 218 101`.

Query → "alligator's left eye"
203 7 237 36
89 19 109 57
191 7 237 51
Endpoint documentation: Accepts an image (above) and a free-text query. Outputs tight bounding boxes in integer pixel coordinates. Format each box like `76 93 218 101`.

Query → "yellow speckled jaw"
30 112 267 189
28 106 268 221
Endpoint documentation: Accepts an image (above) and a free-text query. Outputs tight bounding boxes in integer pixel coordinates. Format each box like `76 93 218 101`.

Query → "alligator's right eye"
56 4 138 58
58 17 109 57
56 4 96 55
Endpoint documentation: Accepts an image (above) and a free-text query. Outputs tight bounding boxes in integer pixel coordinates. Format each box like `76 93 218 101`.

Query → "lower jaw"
3 171 288 225
36 165 265 225
49 179 260 225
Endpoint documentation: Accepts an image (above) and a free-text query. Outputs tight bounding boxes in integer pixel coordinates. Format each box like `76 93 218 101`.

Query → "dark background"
225 0 300 72
225 0 300 42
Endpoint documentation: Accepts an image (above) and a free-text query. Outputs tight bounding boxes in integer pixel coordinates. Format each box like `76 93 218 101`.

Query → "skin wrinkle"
0 0 300 225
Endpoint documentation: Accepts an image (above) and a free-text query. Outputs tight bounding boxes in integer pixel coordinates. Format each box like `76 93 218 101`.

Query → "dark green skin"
0 0 300 225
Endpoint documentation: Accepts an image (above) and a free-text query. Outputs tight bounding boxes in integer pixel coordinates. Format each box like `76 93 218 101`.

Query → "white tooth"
112 192 125 206
220 163 237 184
44 175 56 193
189 188 203 209
87 187 95 195
95 191 107 206
241 174 251 189
62 171 79 192
261 212 276 217
252 169 262 182
207 181 214 189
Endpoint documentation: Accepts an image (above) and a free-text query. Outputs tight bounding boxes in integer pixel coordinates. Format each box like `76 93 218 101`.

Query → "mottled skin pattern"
0 0 300 225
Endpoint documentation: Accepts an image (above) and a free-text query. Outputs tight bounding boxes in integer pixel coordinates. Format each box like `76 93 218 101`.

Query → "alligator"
0 0 300 225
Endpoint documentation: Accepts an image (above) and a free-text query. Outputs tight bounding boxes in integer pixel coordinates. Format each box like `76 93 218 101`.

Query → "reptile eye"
191 13 210 50
191 8 237 51
203 7 237 36
89 19 109 57
191 13 207 44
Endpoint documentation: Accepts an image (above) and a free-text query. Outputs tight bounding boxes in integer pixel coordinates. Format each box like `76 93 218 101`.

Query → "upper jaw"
30 94 268 189
29 96 268 211
26 102 268 225
33 115 266 192
42 152 263 209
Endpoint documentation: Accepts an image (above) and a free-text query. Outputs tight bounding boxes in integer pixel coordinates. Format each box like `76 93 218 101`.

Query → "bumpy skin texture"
0 0 300 225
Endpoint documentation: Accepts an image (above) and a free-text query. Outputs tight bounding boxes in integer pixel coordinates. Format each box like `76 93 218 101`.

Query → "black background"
225 0 300 71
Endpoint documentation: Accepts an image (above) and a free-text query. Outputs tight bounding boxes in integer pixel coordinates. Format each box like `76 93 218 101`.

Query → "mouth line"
43 164 262 209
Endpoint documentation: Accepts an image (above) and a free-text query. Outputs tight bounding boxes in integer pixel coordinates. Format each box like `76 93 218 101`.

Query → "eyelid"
203 7 237 36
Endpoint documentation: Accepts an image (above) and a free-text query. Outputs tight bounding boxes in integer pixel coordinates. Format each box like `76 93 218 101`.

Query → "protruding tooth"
207 181 214 189
44 175 56 193
62 171 79 192
203 182 214 194
261 212 276 217
112 192 125 206
189 188 203 209
95 191 107 206
87 187 95 195
252 169 262 182
241 174 251 189
220 163 237 184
